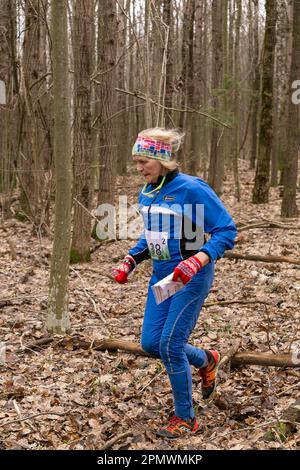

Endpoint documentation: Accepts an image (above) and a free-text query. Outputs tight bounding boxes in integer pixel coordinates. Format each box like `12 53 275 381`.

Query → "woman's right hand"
112 255 136 284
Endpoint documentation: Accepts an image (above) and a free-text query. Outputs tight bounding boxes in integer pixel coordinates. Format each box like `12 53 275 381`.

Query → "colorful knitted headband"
132 135 173 162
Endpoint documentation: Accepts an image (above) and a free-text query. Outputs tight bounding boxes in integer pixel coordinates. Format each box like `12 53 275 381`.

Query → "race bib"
145 229 171 260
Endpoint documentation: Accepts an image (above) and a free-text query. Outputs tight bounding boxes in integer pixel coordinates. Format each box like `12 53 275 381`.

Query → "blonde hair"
138 127 184 170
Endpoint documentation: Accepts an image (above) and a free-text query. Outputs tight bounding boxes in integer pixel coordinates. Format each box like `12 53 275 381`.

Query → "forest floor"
0 160 299 451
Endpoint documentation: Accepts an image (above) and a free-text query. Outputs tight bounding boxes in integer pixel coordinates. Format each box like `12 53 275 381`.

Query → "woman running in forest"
113 128 237 439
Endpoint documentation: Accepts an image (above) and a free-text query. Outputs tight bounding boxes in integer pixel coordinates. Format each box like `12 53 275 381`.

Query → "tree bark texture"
29 335 299 369
208 0 224 194
20 0 49 224
71 0 93 262
47 0 72 334
281 0 300 218
97 0 118 208
0 0 17 217
252 0 277 204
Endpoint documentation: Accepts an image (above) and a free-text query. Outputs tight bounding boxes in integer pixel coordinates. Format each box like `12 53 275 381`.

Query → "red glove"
113 255 136 284
173 256 203 285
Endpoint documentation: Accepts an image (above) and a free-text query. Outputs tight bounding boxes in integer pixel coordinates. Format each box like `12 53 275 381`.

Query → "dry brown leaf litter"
0 162 299 450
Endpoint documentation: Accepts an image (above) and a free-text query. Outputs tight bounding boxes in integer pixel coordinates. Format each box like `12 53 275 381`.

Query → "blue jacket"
129 171 237 269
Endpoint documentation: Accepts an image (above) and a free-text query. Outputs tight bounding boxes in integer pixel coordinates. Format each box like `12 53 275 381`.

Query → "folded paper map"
151 273 184 305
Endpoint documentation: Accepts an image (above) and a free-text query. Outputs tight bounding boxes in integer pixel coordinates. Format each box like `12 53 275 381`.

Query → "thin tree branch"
204 299 272 308
101 431 133 450
0 411 67 428
219 340 241 369
116 87 232 128
29 72 52 91
224 252 300 266
92 102 145 129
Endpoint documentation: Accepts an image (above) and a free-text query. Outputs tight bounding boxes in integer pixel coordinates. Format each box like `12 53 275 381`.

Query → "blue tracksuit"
129 171 237 419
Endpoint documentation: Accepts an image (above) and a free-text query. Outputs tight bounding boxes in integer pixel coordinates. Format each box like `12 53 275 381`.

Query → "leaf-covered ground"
0 162 299 450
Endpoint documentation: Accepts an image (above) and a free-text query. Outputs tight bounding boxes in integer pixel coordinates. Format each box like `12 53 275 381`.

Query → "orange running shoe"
199 350 220 399
156 416 200 439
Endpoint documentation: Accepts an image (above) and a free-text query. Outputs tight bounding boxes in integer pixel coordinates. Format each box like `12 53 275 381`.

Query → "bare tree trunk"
128 0 137 144
252 0 277 204
232 0 241 200
90 7 98 194
276 1 293 187
19 0 49 227
151 2 166 127
281 0 299 218
250 1 260 170
208 0 223 194
271 0 290 186
47 0 72 334
185 0 196 174
71 0 93 263
96 0 118 236
271 81 279 187
227 0 234 174
36 0 52 178
144 0 152 127
178 0 193 170
191 0 204 174
163 0 173 127
219 0 228 174
117 0 129 175
133 0 141 136
19 0 40 219
201 0 209 176
0 0 17 218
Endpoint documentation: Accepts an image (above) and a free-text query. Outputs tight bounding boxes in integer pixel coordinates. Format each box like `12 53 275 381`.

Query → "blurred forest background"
1 0 299 226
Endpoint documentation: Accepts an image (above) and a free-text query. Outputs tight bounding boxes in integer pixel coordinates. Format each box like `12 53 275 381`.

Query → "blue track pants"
141 262 215 420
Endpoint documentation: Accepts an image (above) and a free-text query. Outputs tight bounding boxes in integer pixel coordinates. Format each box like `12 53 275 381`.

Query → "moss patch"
70 248 91 264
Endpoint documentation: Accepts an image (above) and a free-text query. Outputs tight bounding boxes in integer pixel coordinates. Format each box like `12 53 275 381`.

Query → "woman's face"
133 156 165 184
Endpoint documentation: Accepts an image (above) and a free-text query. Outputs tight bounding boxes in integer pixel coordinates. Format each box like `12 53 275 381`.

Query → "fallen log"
204 299 272 307
219 339 241 369
238 220 300 232
24 336 55 350
60 336 149 356
224 251 300 266
230 352 298 368
24 335 299 368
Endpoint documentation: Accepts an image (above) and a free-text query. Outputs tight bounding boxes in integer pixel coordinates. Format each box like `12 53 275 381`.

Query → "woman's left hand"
172 256 203 285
